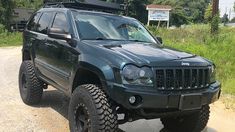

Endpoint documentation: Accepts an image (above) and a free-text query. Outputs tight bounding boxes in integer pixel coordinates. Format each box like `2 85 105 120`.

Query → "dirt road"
0 47 234 132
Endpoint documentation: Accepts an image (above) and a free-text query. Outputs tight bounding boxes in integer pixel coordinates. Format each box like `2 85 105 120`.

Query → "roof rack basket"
43 0 124 13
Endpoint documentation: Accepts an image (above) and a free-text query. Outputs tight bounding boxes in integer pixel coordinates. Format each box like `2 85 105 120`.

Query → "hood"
81 40 211 67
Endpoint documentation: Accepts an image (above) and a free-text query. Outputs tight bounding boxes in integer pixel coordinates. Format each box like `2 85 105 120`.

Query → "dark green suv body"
19 2 221 132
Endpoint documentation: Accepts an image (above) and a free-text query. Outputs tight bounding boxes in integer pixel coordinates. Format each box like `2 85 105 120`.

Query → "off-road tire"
161 105 210 132
68 84 118 132
19 61 44 105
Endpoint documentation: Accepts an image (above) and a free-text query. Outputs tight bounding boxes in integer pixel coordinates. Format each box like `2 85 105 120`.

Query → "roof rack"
43 0 124 13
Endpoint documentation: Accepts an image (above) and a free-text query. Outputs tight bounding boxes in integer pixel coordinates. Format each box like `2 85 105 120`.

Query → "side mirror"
156 36 163 44
48 28 72 41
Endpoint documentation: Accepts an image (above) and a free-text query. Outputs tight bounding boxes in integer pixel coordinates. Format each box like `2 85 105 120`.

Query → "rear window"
37 12 53 34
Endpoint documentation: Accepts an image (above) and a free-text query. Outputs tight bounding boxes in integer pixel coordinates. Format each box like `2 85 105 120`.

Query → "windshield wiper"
84 38 126 41
95 37 106 40
128 40 151 43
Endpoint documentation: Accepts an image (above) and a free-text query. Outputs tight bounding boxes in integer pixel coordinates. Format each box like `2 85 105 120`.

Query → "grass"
0 32 22 47
148 25 235 95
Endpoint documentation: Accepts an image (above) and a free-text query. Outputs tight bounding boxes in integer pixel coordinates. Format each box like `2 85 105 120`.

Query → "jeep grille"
155 68 210 90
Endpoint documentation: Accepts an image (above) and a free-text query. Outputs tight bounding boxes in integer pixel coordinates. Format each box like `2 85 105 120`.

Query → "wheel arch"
22 49 31 61
71 61 114 94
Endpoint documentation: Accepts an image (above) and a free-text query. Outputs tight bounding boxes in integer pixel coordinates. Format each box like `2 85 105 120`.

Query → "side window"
37 12 53 34
52 13 69 33
27 13 40 31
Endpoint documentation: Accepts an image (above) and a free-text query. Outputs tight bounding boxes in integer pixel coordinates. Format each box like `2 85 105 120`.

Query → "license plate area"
179 94 202 110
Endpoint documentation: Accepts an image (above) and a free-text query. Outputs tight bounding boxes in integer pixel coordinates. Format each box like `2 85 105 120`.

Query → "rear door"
23 12 41 59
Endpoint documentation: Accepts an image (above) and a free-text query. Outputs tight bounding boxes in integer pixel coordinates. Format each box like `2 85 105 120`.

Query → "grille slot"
156 68 210 90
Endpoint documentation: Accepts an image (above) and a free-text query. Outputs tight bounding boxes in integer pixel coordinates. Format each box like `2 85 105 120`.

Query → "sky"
220 0 235 19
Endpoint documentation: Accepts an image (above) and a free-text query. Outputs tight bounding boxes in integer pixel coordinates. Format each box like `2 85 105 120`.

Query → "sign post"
146 4 171 28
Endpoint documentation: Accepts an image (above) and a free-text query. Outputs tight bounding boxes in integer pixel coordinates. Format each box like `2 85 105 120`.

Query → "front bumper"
108 81 221 110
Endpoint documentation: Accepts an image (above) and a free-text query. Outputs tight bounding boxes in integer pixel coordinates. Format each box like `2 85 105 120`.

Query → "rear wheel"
161 105 210 132
68 84 118 132
19 61 44 105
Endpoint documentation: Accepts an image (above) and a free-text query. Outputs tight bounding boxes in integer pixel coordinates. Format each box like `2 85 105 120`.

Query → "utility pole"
212 0 219 16
211 0 219 34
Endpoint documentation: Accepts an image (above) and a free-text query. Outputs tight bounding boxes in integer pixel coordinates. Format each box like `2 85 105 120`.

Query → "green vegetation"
0 0 14 30
148 25 235 95
14 0 43 9
0 32 22 47
107 0 210 25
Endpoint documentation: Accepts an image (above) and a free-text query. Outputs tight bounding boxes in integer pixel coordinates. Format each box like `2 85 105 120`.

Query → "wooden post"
157 20 161 29
211 0 219 34
212 0 219 16
167 20 169 28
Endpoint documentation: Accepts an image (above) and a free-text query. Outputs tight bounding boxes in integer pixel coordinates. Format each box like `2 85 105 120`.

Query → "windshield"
72 11 157 43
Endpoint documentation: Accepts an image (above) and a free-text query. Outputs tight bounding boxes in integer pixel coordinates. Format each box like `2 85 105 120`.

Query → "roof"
43 0 124 13
38 8 135 20
146 4 172 10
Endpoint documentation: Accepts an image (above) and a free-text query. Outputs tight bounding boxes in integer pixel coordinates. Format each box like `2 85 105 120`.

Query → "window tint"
52 13 69 33
37 12 53 34
27 13 40 31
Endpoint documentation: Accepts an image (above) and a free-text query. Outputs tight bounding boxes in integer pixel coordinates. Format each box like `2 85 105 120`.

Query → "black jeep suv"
19 0 221 132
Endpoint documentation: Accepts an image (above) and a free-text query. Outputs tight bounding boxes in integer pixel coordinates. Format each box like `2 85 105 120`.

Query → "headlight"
121 65 153 86
209 65 216 83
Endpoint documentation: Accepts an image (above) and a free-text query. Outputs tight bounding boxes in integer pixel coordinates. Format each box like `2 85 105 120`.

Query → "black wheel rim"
75 104 90 132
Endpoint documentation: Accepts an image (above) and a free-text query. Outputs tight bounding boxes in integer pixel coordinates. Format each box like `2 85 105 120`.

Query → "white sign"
149 10 169 21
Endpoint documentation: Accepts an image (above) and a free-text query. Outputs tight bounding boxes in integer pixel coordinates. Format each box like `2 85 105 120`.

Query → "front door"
45 12 78 90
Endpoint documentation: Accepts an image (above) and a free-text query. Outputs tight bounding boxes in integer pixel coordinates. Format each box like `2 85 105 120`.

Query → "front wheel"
68 84 118 132
161 105 210 132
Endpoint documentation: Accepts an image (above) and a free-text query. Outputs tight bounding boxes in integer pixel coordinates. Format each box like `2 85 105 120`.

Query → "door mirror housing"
48 28 72 41
156 36 163 45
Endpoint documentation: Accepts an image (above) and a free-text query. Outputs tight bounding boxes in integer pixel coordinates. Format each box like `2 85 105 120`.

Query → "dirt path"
0 47 234 132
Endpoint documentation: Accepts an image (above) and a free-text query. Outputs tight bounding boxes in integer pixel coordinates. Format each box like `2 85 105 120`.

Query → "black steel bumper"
108 81 221 110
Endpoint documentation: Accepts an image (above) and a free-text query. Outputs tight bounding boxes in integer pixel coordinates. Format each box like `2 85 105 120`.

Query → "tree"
151 0 210 26
0 0 14 31
234 2 235 12
204 4 212 23
230 17 235 23
211 0 219 34
221 13 229 24
14 0 43 9
104 0 149 23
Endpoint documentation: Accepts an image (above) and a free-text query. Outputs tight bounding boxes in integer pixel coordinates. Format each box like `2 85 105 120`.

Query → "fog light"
129 96 136 104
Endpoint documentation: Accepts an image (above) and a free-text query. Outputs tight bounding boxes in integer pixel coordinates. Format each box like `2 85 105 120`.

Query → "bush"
0 24 5 33
0 32 22 47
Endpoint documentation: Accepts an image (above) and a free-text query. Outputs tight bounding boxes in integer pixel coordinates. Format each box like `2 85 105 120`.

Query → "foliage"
105 0 149 23
14 0 43 9
106 0 210 26
230 17 235 23
0 0 14 30
150 0 211 26
204 4 212 23
148 25 235 95
234 2 235 12
221 13 229 24
0 32 22 47
0 23 5 33
211 14 220 34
